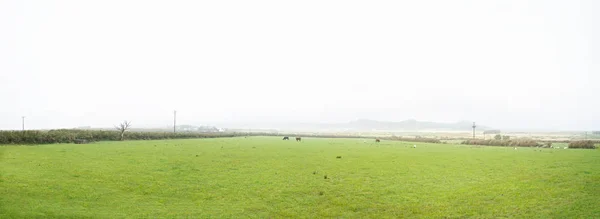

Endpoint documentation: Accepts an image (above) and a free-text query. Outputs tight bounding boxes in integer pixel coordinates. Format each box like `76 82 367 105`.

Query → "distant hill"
342 119 489 131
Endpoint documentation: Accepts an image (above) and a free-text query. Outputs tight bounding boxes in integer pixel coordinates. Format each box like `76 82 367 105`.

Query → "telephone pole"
472 122 476 139
22 116 25 131
173 110 177 133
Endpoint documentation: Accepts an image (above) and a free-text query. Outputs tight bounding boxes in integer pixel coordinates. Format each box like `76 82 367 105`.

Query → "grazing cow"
375 139 380 143
282 136 289 140
296 137 302 142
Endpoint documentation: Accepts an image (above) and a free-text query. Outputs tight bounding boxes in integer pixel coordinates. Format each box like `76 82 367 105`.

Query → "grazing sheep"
413 145 416 148
563 147 567 149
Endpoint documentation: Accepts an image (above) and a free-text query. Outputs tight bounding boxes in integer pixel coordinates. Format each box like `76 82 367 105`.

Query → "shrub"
461 139 540 147
568 141 596 149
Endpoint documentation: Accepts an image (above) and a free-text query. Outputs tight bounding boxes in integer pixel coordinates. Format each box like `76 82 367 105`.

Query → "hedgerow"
568 140 596 149
461 139 541 147
0 130 235 145
385 136 441 143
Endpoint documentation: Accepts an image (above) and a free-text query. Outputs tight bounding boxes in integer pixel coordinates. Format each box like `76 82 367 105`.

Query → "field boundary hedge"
568 140 597 149
462 139 598 149
0 130 235 145
461 139 542 147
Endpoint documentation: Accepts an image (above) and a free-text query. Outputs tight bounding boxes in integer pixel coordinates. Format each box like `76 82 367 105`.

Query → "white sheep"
413 144 416 148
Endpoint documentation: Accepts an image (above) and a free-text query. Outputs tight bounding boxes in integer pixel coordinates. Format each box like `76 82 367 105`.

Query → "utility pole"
472 122 476 139
22 116 25 131
173 110 177 133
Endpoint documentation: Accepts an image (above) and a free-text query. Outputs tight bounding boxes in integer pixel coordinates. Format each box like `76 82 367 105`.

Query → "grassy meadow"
1 137 599 218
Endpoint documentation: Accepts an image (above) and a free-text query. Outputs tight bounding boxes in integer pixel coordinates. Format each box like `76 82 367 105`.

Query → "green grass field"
1 137 599 218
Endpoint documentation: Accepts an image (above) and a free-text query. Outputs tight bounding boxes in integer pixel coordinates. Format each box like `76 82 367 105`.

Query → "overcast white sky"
1 0 598 130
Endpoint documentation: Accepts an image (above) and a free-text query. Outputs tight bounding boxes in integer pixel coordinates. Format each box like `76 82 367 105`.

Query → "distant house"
483 130 501 135
483 130 502 140
196 126 220 133
175 125 222 132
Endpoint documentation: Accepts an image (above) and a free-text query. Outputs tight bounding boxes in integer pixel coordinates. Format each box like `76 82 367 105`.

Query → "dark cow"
296 137 302 142
282 136 289 140
375 138 380 143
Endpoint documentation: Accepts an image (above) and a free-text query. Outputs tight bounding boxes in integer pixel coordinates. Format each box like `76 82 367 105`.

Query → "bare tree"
115 120 131 141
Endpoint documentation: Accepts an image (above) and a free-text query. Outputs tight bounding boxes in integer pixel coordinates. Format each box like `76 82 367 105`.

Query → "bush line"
0 130 235 145
462 139 597 149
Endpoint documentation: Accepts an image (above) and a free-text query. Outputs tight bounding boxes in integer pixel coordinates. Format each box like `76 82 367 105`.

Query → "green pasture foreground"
1 137 599 218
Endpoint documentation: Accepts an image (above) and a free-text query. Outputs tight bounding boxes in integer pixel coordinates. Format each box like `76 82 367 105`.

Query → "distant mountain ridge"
343 119 489 131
